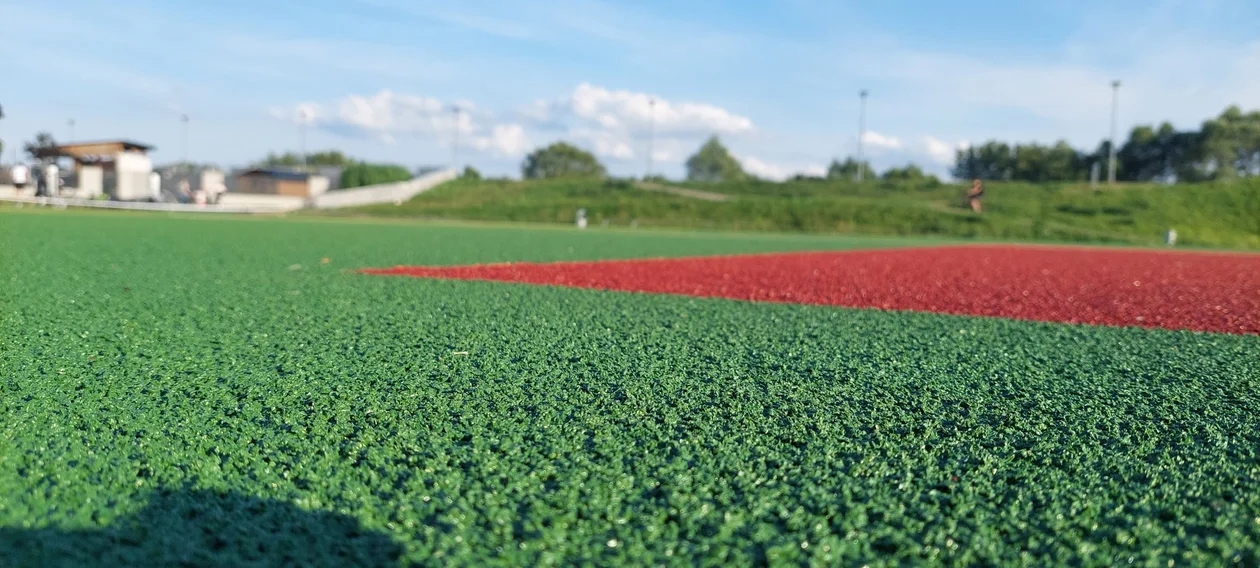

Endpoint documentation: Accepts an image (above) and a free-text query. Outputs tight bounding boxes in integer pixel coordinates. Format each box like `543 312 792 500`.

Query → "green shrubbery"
339 163 412 189
346 177 1260 249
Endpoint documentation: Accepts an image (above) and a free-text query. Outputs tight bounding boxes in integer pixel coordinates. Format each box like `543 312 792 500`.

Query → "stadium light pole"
1108 80 1121 185
299 109 308 171
857 89 868 182
450 105 462 173
180 114 189 166
645 98 656 179
67 119 75 143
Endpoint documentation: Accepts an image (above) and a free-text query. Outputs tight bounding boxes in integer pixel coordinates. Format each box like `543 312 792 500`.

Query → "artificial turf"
1 209 1258 566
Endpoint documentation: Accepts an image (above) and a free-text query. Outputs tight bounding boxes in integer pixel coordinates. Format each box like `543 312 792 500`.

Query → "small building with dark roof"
230 168 330 198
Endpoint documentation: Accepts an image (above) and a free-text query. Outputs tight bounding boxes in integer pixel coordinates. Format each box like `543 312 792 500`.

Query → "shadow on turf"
0 487 401 567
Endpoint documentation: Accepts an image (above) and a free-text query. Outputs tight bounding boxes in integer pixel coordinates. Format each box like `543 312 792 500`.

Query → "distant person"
34 165 47 197
967 178 984 213
11 163 30 196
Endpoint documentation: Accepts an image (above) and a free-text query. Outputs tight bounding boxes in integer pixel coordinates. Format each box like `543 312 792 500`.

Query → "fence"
0 169 457 214
0 195 284 214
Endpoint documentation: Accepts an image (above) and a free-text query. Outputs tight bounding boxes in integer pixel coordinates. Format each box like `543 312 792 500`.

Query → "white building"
54 140 155 200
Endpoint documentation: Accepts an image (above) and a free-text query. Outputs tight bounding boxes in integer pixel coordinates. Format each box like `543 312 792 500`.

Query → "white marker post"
45 163 59 197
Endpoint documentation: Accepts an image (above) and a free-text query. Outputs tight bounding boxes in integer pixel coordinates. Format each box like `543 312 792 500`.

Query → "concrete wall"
311 169 456 209
79 166 104 198
309 175 330 197
215 193 307 211
114 151 154 201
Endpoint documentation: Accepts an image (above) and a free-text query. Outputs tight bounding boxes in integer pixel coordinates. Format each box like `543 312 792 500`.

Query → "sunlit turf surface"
2 210 1257 566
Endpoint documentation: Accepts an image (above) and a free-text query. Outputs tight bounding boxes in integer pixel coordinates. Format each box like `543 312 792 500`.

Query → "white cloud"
268 102 327 125
569 83 753 135
569 128 637 160
922 136 969 165
471 124 531 156
508 83 756 162
270 90 538 154
274 83 754 162
861 131 902 150
335 90 450 133
738 155 826 181
515 97 569 125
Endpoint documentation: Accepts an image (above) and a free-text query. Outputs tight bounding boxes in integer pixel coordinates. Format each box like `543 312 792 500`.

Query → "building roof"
235 168 317 181
55 140 155 160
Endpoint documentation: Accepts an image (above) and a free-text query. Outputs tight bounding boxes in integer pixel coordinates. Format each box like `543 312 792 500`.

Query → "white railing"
215 193 308 212
0 195 280 214
0 169 458 214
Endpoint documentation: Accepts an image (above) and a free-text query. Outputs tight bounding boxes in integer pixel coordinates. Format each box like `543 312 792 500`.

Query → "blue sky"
2 0 1257 179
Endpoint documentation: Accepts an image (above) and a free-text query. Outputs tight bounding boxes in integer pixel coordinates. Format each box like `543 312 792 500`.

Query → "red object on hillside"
363 245 1260 335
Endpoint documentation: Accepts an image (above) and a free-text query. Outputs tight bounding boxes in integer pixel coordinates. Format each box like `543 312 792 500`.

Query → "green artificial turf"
1 209 1258 566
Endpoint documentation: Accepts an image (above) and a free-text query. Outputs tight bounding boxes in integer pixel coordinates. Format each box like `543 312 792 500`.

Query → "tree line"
519 137 939 184
520 104 1257 185
253 151 410 189
954 105 1260 183
15 102 1252 187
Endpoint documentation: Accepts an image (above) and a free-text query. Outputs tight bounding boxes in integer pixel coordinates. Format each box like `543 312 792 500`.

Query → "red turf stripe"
362 245 1260 335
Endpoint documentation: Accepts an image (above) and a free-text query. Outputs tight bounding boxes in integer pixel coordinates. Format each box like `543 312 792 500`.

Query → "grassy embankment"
340 177 1260 249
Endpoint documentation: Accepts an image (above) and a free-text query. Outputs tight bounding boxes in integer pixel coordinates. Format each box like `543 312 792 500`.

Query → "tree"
1008 141 1086 182
254 150 354 168
24 131 59 161
1114 123 1203 182
521 142 606 179
1197 105 1260 179
339 163 412 189
685 136 745 182
461 166 482 181
951 104 1260 184
881 164 939 184
826 158 870 181
953 141 1013 181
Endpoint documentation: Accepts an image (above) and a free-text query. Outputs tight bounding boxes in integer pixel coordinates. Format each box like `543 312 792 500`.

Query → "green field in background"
1 210 1257 566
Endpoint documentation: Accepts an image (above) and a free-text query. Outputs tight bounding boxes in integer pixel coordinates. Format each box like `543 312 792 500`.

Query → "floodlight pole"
451 105 461 172
181 114 189 166
646 98 656 178
299 109 308 170
857 90 868 182
1108 80 1120 185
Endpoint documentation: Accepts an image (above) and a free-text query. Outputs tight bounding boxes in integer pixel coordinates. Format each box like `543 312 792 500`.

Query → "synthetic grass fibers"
2 210 1259 566
363 245 1260 335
